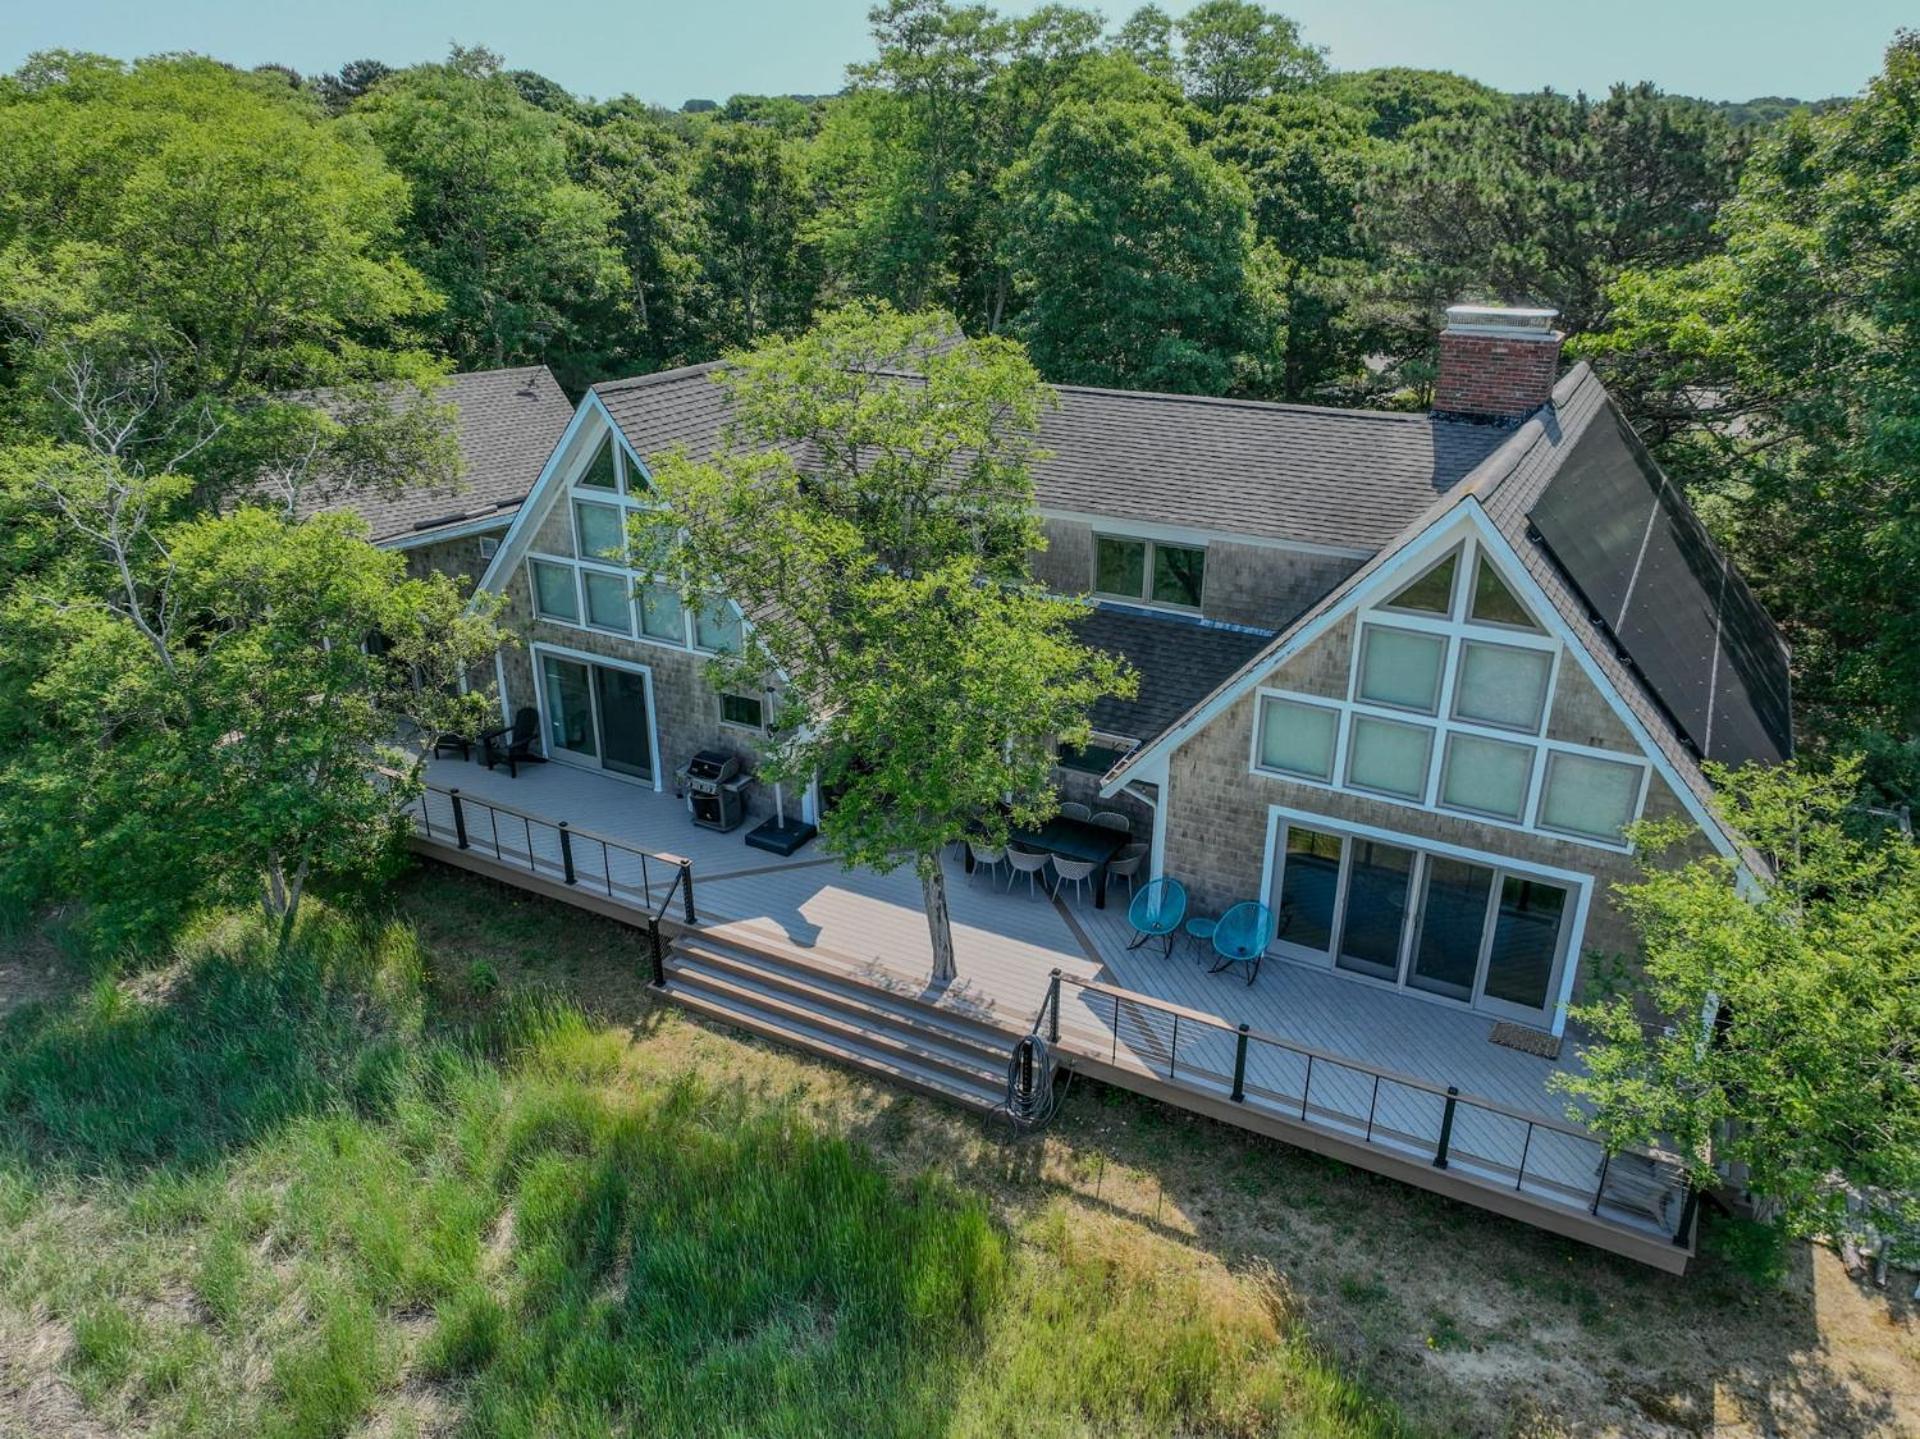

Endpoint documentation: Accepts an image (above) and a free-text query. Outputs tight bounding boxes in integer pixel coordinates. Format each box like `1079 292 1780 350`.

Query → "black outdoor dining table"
969 815 1131 908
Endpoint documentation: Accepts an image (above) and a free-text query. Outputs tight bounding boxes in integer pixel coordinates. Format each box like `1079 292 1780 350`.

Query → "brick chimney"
1432 304 1563 423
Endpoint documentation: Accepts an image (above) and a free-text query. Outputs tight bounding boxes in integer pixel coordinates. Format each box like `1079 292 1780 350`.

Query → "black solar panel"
1528 404 1792 767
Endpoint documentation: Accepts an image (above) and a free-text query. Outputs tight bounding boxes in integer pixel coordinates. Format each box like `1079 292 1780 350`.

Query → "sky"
0 0 1904 106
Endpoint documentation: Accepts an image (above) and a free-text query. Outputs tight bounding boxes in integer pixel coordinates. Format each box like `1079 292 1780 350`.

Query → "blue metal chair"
1125 877 1187 958
1209 900 1275 985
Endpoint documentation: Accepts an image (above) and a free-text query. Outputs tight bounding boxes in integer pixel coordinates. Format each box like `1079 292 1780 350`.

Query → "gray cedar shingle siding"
300 365 576 545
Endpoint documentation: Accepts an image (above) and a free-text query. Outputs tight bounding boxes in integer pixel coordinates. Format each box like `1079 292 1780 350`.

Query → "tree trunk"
920 852 956 985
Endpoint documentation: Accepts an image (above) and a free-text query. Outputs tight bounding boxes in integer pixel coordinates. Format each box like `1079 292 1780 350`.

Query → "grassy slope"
0 902 1406 1439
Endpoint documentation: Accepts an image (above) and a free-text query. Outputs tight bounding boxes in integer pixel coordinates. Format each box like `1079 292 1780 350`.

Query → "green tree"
1175 0 1325 114
1581 35 1920 771
1321 66 1506 142
345 46 626 384
0 443 503 954
1363 83 1745 393
1003 98 1262 392
1555 760 1920 1241
630 306 1130 980
0 53 444 502
691 123 816 347
1209 94 1377 399
1111 5 1176 83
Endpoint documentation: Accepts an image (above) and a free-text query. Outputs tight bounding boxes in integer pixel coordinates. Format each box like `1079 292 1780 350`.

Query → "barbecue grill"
681 749 750 832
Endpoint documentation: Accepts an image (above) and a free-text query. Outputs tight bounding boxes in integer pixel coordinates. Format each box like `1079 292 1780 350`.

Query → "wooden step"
663 980 1007 1115
671 934 1016 1066
666 959 1010 1093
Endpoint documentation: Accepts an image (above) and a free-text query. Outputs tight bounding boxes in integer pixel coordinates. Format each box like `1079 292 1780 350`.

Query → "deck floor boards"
414 755 1672 1239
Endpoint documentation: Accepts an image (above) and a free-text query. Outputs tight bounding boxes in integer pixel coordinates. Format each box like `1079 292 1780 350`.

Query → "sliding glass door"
1270 819 1575 1024
537 651 655 784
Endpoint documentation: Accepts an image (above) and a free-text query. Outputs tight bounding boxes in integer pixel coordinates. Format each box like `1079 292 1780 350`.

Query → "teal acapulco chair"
1125 877 1187 958
1209 900 1275 985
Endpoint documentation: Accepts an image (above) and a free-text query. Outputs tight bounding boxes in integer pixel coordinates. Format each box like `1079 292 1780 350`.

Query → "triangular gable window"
1468 554 1540 630
1383 552 1457 616
578 434 618 491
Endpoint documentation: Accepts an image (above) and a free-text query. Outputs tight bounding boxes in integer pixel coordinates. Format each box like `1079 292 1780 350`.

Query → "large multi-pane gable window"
1251 535 1650 850
523 423 748 658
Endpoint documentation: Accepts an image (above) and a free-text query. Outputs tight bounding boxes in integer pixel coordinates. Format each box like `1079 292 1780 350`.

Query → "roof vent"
1433 304 1563 424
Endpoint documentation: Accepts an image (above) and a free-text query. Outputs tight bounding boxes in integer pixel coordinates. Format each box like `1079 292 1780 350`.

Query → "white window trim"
718 691 768 735
1251 692 1343 783
1533 744 1654 844
528 641 664 792
522 552 754 664
1247 539 1653 860
1091 531 1208 612
1257 803 1593 1035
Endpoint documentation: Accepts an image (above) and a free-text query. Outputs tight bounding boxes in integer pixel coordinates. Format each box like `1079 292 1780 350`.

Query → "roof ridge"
1051 382 1443 426
593 360 727 395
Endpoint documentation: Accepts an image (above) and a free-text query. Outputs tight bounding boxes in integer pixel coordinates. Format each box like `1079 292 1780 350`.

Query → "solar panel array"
1528 404 1792 768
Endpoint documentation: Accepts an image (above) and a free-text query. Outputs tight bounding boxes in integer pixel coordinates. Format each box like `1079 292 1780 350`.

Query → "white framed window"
720 692 765 731
1536 750 1645 842
1345 714 1433 799
1438 731 1534 820
1093 533 1207 609
581 568 632 633
1380 549 1459 617
1468 553 1538 630
1355 624 1447 714
694 599 743 654
530 559 579 623
576 434 619 491
638 583 685 643
1242 532 1651 852
1451 640 1552 733
478 534 500 560
573 499 627 564
1256 695 1340 781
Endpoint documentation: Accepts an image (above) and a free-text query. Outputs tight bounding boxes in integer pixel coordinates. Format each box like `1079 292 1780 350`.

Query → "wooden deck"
410 753 1693 1268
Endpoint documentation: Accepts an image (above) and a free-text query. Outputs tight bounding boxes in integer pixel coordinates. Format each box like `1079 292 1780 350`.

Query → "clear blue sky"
3 0 1903 106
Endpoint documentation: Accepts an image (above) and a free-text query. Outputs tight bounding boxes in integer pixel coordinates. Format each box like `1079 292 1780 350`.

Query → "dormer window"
1094 534 1206 609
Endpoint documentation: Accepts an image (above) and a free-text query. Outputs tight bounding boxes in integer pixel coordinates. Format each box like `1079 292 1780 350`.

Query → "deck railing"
408 778 696 982
1035 968 1697 1249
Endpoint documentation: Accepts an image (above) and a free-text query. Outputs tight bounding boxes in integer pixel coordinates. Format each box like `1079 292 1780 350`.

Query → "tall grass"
0 906 1411 1438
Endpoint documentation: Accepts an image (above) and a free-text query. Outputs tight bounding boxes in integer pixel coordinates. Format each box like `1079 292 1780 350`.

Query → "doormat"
1489 1022 1561 1060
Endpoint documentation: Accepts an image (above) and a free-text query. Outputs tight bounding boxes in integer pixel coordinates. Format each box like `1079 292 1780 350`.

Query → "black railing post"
1673 1181 1700 1247
559 822 577 885
1168 1014 1180 1080
450 790 469 850
1046 969 1061 1044
1364 1075 1380 1141
1591 1152 1612 1214
1300 1053 1314 1120
1515 1124 1534 1192
1230 1023 1249 1103
1433 1086 1459 1169
647 918 667 987
679 858 696 924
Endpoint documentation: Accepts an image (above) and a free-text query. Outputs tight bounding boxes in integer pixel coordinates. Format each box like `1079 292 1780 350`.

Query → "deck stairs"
662 930 1019 1114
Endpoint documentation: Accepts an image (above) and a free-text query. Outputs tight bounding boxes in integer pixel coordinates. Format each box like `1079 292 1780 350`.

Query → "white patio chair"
1057 801 1091 822
967 842 1007 886
1050 855 1098 905
1004 845 1052 898
1106 843 1148 901
1090 810 1132 833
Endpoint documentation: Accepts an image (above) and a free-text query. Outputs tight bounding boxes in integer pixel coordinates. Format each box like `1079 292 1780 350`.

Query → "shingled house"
383 306 1789 1268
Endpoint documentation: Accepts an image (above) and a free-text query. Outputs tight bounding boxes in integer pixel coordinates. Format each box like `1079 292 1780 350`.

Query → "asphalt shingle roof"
301 365 574 544
1072 605 1276 746
592 366 1511 553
